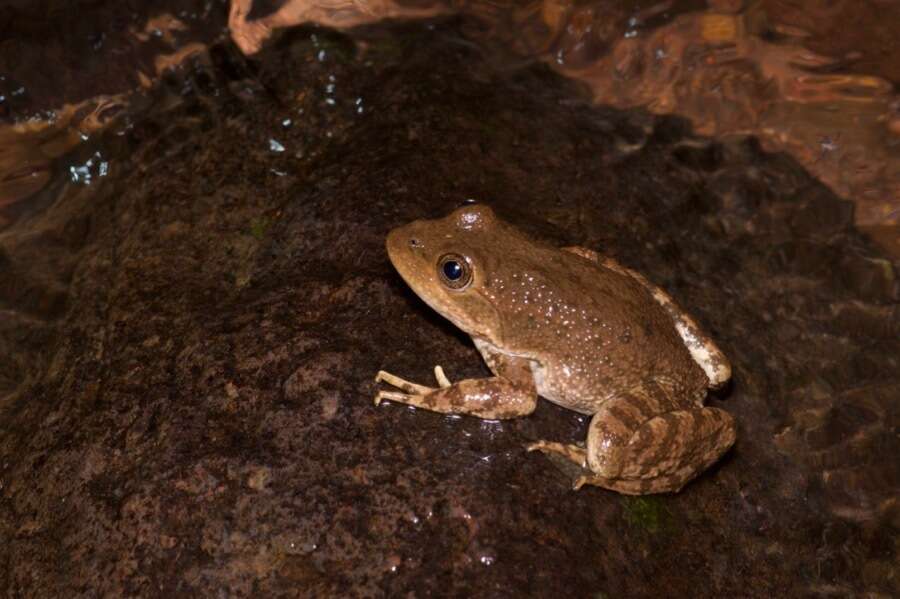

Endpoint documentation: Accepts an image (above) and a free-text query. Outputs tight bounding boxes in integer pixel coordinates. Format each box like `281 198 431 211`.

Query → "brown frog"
374 204 735 494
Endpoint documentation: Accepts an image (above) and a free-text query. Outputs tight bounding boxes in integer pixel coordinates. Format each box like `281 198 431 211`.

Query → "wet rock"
789 185 855 239
775 382 899 527
768 239 837 275
839 254 898 302
0 17 898 599
828 300 900 340
671 140 723 172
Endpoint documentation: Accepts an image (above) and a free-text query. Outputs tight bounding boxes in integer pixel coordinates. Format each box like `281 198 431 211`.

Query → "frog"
374 203 736 494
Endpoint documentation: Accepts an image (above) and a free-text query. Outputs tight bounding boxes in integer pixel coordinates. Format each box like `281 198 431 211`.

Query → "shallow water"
0 1 898 597
4 1 898 245
231 0 900 253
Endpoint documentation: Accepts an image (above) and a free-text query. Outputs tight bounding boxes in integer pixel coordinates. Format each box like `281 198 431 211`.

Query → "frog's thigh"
585 389 735 494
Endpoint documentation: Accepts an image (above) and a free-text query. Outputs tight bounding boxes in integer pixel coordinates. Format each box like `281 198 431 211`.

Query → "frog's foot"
374 366 451 405
526 440 587 469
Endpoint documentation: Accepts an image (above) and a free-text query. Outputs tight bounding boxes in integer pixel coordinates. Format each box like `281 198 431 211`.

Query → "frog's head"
386 203 518 341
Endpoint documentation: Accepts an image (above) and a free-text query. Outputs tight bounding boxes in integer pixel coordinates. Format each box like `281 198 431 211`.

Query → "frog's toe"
374 390 419 406
572 475 590 491
375 370 433 395
572 473 619 491
433 365 452 388
526 440 549 453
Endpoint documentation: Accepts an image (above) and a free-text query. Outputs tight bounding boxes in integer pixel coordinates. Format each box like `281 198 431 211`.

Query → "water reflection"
0 2 227 227
68 151 110 185
543 0 898 227
227 0 899 231
0 0 897 239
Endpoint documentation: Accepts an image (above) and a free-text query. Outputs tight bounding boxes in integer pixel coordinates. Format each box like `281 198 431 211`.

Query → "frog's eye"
437 253 472 290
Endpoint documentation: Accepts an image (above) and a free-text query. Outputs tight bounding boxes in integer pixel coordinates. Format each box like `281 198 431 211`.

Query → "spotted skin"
564 246 731 390
527 247 735 493
375 206 737 495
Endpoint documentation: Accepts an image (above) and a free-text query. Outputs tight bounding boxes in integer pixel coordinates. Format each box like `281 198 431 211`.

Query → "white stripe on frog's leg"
672 317 730 388
561 246 600 262
596 254 732 390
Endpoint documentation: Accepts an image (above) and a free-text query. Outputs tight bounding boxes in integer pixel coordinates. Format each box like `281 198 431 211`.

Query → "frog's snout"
387 220 426 252
386 224 422 274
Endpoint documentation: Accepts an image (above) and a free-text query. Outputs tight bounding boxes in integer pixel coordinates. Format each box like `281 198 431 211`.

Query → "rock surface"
1 19 898 598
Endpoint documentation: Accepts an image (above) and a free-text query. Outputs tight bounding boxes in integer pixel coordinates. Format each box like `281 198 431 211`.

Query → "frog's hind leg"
577 382 736 494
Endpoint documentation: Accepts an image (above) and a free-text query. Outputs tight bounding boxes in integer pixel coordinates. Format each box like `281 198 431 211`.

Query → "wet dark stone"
789 185 855 239
839 253 898 302
649 114 691 144
768 239 838 275
671 142 723 172
828 300 900 340
1 16 899 599
0 0 229 122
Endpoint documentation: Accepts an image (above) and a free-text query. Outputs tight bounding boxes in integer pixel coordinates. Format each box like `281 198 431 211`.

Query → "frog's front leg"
374 363 537 420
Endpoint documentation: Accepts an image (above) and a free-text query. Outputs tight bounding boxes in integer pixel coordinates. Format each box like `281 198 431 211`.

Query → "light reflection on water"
0 0 898 243
226 0 898 233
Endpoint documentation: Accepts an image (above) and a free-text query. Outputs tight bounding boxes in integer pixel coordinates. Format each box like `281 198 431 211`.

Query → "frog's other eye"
437 253 472 290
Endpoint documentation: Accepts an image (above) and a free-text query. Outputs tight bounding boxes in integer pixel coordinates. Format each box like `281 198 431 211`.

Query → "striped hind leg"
575 383 736 494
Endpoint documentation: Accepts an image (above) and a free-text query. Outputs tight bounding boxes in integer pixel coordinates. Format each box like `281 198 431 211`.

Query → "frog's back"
490 247 707 413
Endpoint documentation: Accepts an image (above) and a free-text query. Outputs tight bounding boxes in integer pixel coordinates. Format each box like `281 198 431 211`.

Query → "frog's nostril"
409 238 420 247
